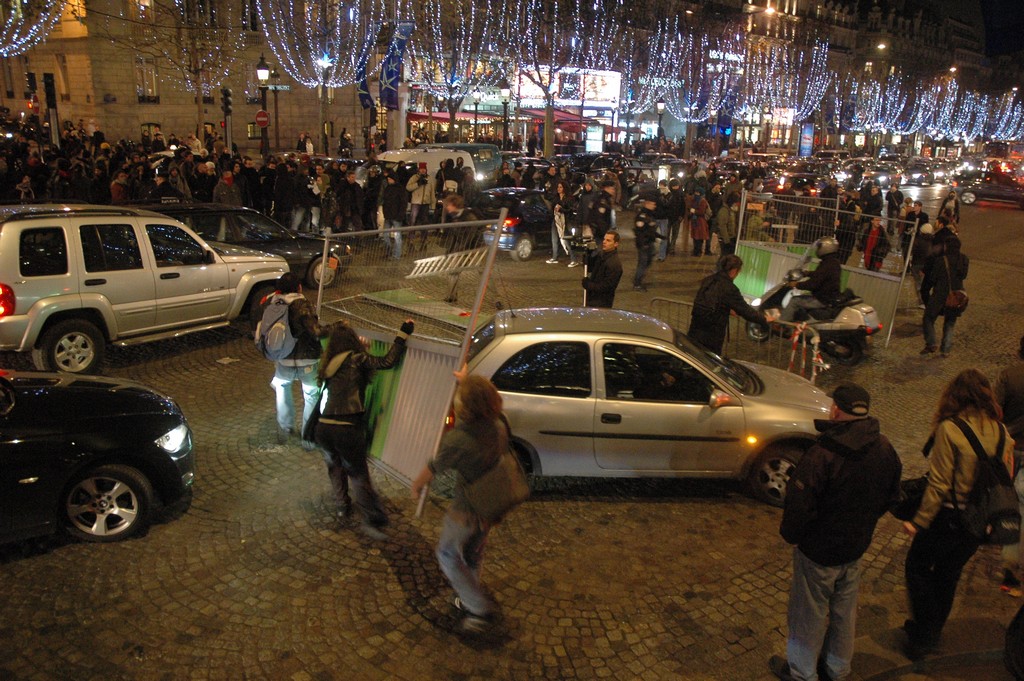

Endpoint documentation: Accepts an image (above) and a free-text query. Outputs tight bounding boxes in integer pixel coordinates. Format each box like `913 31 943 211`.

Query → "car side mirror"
708 389 734 409
0 377 15 417
204 250 216 265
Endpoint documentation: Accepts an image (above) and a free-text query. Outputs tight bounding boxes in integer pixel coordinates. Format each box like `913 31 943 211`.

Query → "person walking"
380 170 408 260
547 181 574 265
411 373 511 634
920 235 968 357
769 383 901 681
902 369 1015 659
632 192 658 292
688 254 770 356
581 231 623 308
262 273 327 449
313 318 414 537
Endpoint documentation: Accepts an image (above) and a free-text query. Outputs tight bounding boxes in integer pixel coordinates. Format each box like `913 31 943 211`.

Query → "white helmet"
816 237 839 256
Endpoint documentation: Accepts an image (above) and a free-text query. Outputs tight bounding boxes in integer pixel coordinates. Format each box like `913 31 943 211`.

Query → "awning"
519 107 596 124
406 110 497 123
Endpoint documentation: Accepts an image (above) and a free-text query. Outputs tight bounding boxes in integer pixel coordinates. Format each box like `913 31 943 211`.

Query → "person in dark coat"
688 254 770 356
379 171 408 259
920 235 968 356
581 231 623 308
273 162 296 226
781 237 843 322
769 383 901 681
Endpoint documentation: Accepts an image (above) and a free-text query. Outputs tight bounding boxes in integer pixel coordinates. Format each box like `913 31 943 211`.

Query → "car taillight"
0 283 14 318
951 180 958 187
501 217 521 233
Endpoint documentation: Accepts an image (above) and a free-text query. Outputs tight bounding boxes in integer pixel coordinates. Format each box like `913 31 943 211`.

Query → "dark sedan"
953 171 1024 209
141 203 345 288
0 370 194 544
903 163 935 186
478 188 555 261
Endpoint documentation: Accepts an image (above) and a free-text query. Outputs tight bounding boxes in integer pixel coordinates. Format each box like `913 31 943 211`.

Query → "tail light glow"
0 284 14 318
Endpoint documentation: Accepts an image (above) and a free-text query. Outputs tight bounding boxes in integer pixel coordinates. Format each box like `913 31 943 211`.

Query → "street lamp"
270 68 280 153
315 54 334 154
500 78 511 150
256 54 270 161
472 90 481 142
656 98 666 139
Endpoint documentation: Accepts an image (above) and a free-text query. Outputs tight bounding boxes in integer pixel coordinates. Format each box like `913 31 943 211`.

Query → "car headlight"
878 175 888 182
835 172 848 181
156 423 190 456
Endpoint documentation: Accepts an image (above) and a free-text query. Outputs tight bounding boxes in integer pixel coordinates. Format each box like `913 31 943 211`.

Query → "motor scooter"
746 250 883 366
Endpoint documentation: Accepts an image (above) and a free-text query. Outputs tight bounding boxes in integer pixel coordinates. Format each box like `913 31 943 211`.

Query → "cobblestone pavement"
1 201 1023 681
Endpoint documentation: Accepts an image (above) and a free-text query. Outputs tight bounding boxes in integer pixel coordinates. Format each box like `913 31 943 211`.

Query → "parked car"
0 204 287 374
0 369 194 544
465 307 831 506
140 203 345 289
952 170 1024 209
477 188 555 261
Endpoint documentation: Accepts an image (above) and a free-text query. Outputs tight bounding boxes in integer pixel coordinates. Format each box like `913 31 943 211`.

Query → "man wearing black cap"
633 192 659 292
585 181 616 245
769 383 902 681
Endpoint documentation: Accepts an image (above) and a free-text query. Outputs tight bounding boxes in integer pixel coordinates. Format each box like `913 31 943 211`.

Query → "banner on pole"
380 21 415 111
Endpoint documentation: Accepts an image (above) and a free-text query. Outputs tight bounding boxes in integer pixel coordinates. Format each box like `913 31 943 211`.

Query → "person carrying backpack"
902 369 1016 659
258 272 327 449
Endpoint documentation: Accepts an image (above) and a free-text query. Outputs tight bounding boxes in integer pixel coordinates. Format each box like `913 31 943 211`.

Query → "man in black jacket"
582 231 623 308
780 237 843 322
769 384 901 681
688 254 769 355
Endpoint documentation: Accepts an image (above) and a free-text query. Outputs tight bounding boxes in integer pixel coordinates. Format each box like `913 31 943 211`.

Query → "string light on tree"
0 0 65 58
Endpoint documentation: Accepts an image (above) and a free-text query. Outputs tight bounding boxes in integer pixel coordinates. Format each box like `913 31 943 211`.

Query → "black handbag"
301 385 324 442
891 475 929 521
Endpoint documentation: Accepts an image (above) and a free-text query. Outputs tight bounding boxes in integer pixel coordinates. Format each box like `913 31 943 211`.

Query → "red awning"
519 107 594 124
406 110 497 123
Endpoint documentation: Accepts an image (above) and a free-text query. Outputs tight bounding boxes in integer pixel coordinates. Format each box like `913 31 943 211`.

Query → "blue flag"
379 20 415 111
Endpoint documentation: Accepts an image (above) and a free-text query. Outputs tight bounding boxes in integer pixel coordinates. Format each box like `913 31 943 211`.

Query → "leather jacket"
320 333 408 417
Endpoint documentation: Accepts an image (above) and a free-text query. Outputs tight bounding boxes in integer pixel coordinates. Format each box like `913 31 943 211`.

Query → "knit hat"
831 383 870 416
418 162 428 171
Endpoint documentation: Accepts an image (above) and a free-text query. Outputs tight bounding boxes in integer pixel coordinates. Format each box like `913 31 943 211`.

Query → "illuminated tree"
258 0 389 151
404 0 505 141
616 18 679 144
84 0 245 134
0 0 66 57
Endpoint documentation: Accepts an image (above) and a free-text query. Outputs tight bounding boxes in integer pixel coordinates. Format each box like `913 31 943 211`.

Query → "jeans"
291 206 311 232
904 507 981 646
314 422 387 528
656 219 670 260
550 224 561 260
782 294 827 323
634 242 653 287
383 219 403 259
786 548 862 681
436 509 494 617
271 362 320 435
923 313 958 353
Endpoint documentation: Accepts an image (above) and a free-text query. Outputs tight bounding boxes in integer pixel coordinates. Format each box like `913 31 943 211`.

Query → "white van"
356 148 475 187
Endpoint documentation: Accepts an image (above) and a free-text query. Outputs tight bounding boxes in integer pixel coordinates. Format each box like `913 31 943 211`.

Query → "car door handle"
160 272 181 280
83 278 106 286
601 413 621 424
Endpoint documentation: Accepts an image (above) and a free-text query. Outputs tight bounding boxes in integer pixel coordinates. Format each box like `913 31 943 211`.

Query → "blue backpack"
255 295 297 361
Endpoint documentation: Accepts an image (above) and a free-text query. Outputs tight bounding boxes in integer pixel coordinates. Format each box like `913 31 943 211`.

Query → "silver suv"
466 307 831 506
0 205 288 374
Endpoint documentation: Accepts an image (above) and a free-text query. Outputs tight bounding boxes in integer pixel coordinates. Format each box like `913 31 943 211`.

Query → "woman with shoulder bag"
411 372 514 634
920 235 968 357
313 319 413 538
902 369 1015 658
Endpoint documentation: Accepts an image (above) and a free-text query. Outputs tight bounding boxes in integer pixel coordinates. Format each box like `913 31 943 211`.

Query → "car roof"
493 307 675 342
0 204 171 223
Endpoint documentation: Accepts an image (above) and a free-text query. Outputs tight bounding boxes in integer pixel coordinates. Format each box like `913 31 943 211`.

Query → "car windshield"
672 330 756 393
467 318 497 363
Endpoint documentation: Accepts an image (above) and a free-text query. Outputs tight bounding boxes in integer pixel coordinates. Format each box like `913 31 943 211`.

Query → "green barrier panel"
362 338 406 462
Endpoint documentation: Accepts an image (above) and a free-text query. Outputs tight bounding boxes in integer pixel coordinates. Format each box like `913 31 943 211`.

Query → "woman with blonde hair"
411 372 509 633
902 368 1014 658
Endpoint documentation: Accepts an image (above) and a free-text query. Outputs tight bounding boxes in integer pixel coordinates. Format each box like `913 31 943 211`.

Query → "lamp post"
500 78 511 150
271 68 280 152
315 54 334 154
472 90 481 142
256 54 270 161
623 99 634 149
656 98 666 139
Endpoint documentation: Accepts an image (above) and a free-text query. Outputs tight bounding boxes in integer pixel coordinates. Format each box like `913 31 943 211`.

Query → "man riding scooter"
780 237 842 323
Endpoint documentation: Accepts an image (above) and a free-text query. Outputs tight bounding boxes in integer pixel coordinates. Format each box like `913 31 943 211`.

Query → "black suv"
477 188 554 261
141 203 344 287
953 171 1024 209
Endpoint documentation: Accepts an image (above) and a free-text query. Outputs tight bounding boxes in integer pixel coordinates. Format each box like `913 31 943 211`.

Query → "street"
1 194 1023 681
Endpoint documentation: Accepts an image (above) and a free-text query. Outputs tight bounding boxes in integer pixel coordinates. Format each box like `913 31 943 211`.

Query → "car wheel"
960 191 977 205
63 464 154 542
510 236 534 262
248 283 276 333
746 320 770 343
748 444 802 507
306 256 338 289
32 319 106 374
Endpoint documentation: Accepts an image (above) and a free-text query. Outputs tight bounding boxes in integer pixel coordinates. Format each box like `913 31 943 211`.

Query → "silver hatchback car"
466 307 831 506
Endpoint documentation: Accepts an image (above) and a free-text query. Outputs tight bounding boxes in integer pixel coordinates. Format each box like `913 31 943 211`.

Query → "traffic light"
220 87 233 116
43 73 56 109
